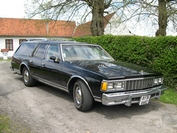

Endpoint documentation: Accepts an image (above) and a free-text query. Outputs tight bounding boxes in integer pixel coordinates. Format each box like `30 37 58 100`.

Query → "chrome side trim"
33 76 69 93
93 96 102 102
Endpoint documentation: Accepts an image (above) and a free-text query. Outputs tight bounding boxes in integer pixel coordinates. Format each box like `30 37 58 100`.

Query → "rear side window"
15 43 38 56
33 44 46 59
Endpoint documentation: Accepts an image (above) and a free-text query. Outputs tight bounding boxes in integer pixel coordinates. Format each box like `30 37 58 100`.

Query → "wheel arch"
19 62 30 74
67 76 94 98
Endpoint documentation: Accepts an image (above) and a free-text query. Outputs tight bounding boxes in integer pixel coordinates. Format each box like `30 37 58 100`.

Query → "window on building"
5 39 13 51
19 39 27 45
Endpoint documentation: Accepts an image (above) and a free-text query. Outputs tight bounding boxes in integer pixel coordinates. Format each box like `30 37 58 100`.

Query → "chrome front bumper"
102 85 166 106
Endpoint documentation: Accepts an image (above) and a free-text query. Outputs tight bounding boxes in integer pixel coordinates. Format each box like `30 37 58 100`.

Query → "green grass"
0 114 31 133
0 115 12 133
159 88 177 105
0 58 11 61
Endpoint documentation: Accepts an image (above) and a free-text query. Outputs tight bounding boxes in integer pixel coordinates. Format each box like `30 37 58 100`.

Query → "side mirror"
50 56 60 63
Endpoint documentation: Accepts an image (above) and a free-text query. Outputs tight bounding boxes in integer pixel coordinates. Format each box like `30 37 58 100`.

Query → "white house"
104 13 133 35
0 13 133 58
0 18 76 58
73 12 133 37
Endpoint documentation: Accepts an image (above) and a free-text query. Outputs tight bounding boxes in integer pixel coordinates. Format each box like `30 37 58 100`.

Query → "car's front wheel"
22 67 35 87
73 80 93 112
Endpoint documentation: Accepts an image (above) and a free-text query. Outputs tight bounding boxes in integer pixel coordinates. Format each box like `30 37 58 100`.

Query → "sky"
0 0 25 18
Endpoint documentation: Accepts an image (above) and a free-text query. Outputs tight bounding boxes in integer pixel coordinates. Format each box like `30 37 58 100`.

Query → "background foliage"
74 35 177 90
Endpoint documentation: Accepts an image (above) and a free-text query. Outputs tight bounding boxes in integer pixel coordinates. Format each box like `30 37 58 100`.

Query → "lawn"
0 115 12 133
0 114 31 133
0 58 11 61
160 88 177 105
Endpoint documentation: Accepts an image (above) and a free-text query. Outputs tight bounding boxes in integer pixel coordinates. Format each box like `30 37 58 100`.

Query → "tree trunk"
90 1 104 36
155 0 168 36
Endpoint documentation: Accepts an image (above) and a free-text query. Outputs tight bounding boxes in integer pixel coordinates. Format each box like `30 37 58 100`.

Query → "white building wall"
0 37 43 58
104 14 133 36
0 38 5 57
0 37 19 58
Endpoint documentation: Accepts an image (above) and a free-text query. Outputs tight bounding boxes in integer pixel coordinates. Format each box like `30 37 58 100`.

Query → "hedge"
74 35 177 90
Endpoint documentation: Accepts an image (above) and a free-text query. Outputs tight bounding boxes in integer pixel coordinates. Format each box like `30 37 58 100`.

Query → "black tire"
73 80 93 112
22 67 35 87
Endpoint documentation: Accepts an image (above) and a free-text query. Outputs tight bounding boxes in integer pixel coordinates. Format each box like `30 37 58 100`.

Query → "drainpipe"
46 22 49 35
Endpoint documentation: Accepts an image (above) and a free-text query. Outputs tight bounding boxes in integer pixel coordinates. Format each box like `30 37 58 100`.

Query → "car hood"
71 60 161 79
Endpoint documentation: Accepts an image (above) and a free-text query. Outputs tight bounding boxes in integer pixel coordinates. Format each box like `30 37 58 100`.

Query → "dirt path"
0 61 177 133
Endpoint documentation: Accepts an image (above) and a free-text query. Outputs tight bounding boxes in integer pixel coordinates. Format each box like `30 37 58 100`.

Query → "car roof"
22 39 97 46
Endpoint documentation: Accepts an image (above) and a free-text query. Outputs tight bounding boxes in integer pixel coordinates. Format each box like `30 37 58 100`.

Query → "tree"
115 0 177 36
85 0 112 36
25 0 112 36
156 0 177 36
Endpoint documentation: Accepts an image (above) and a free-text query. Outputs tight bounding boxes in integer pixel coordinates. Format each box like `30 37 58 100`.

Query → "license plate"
139 95 151 105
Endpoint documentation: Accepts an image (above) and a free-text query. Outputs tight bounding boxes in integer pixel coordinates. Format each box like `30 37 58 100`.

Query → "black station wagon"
11 40 166 111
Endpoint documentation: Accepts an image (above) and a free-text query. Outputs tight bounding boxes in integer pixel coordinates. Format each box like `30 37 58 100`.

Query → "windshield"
62 44 114 61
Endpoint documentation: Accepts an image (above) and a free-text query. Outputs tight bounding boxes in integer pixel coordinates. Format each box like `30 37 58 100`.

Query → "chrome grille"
125 78 154 90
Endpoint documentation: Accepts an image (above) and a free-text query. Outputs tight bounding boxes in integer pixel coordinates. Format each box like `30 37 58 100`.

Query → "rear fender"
19 62 30 74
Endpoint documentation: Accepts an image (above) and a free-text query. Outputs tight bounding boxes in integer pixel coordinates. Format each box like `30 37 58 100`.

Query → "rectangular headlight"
101 81 125 92
158 78 163 83
114 82 124 89
107 82 114 89
154 78 163 85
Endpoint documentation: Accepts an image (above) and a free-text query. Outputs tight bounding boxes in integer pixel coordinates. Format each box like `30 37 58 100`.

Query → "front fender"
67 75 102 102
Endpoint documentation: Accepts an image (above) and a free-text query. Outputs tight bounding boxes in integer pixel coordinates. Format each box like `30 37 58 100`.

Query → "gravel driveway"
0 61 177 133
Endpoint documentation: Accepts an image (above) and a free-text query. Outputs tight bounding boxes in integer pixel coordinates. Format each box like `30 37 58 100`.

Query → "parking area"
0 61 177 133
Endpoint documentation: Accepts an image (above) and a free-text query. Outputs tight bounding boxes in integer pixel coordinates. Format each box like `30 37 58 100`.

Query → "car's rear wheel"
22 67 35 87
73 80 93 112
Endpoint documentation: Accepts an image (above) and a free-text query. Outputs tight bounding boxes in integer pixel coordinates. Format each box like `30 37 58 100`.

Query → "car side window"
15 43 38 56
46 44 60 60
33 44 46 59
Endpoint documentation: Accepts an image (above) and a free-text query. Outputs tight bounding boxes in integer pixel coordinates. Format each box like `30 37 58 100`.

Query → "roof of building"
0 18 76 37
74 12 115 37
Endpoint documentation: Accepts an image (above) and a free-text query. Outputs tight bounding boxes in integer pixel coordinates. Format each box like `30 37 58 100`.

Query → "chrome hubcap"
75 86 82 106
24 70 29 83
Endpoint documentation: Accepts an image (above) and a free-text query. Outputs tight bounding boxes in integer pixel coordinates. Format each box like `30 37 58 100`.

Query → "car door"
29 43 47 78
40 44 65 88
